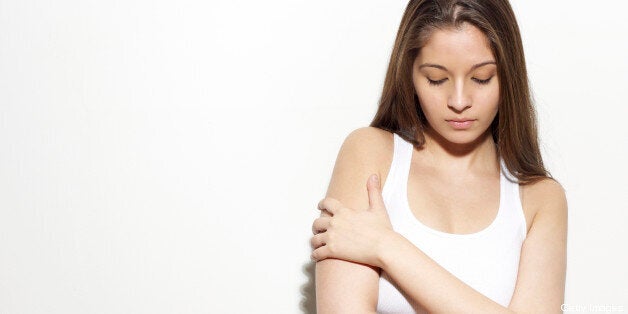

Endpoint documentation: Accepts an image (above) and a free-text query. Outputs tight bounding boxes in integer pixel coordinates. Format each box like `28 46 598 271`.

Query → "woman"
310 0 567 313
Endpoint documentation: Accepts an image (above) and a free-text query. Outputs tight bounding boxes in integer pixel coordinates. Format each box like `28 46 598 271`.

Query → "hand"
310 174 395 268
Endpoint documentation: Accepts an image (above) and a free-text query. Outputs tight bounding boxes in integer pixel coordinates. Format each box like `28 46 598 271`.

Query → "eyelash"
472 77 493 85
427 76 494 86
427 78 447 86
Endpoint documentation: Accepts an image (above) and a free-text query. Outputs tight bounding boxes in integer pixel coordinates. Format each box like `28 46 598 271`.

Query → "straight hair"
370 0 551 184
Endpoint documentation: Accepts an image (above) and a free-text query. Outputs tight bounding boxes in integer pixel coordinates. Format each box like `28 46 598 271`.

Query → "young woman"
310 0 567 313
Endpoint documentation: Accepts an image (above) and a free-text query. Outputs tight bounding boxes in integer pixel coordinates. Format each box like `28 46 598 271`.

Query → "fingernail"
371 174 379 183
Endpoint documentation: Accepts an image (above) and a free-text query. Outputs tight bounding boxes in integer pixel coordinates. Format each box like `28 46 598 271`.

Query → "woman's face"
412 22 499 145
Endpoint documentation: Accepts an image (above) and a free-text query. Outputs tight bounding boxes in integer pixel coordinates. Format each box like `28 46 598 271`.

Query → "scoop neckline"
402 147 505 239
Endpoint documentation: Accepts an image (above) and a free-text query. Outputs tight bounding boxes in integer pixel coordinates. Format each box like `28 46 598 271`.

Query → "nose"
447 81 472 113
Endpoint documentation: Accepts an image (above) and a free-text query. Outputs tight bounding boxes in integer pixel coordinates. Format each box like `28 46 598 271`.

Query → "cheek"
477 87 500 115
416 87 445 116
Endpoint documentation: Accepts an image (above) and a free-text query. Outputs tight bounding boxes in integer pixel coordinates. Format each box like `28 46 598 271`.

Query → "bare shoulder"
324 126 394 210
339 126 394 187
520 178 568 229
342 126 393 153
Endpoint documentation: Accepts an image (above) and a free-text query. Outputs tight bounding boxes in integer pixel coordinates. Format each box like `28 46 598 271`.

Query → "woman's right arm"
315 127 393 313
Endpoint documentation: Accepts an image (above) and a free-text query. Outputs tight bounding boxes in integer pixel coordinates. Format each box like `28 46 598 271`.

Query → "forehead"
416 23 494 68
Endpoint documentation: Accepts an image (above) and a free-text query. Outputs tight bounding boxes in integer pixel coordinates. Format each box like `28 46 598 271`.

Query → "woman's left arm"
311 176 567 314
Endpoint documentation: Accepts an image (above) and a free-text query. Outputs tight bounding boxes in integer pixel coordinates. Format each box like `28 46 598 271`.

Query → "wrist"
376 230 404 269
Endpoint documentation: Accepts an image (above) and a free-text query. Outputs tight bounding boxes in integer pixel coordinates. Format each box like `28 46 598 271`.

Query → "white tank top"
376 133 527 313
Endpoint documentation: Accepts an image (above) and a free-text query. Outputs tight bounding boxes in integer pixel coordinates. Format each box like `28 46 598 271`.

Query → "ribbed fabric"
376 133 527 314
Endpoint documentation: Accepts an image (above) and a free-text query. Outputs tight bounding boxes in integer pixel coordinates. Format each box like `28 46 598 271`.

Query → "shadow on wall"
300 261 316 313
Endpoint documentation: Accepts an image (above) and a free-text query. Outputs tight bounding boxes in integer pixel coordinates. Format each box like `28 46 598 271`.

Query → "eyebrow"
418 61 496 71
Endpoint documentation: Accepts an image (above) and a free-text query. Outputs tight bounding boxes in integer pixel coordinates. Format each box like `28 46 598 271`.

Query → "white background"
1 0 627 313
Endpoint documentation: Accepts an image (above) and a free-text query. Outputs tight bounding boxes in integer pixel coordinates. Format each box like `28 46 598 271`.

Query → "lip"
446 119 475 130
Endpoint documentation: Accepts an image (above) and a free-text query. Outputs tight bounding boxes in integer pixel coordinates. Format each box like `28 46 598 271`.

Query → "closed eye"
427 78 448 86
472 76 493 85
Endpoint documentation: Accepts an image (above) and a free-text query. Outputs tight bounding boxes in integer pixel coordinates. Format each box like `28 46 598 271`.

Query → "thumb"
367 174 385 210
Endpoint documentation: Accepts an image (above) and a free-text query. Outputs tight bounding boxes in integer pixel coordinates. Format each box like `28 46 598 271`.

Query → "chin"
439 129 490 146
445 135 479 145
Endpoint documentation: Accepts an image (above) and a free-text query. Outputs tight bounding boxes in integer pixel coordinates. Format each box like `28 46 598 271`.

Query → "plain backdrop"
1 0 627 313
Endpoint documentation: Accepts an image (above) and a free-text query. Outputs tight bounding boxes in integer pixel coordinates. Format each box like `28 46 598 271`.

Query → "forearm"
378 232 516 314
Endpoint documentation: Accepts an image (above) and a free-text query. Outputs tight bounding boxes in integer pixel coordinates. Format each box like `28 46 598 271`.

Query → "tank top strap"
499 159 528 238
382 133 414 203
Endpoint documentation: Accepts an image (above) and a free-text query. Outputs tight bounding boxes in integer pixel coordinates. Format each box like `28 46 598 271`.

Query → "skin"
312 22 567 313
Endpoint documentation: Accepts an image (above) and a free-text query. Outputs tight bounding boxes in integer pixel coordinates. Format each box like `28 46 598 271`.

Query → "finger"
367 174 386 211
309 232 326 250
319 208 332 217
311 245 330 262
317 197 344 215
311 216 331 234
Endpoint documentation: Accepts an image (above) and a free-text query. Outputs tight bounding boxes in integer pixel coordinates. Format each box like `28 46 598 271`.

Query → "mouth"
446 119 476 129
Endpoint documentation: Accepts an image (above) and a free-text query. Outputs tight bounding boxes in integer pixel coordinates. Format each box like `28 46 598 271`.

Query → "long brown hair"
369 0 551 184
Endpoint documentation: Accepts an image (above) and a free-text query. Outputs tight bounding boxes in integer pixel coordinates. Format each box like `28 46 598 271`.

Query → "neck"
420 126 499 175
